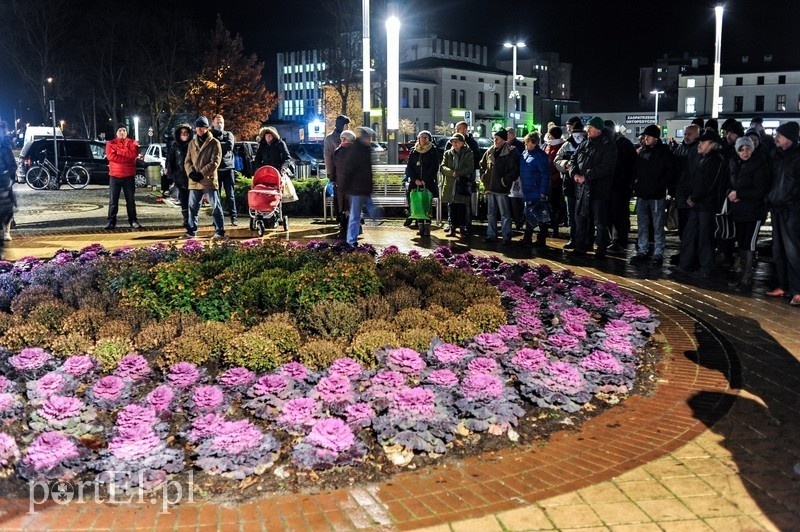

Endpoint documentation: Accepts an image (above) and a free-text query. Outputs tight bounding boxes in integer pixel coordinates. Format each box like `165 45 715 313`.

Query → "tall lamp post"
650 89 665 126
503 41 525 128
42 77 53 122
362 0 371 128
712 5 724 119
133 116 140 143
386 14 400 164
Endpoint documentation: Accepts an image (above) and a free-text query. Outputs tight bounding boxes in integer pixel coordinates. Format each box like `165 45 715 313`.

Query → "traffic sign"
464 110 473 127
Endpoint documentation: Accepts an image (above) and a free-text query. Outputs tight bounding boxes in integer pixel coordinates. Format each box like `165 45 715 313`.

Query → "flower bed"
0 241 659 497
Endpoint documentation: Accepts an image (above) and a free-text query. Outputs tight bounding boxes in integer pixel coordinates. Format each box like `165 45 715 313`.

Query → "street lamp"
362 0 371 128
133 116 140 142
503 41 526 128
386 14 400 164
42 77 53 122
712 5 724 119
650 89 665 126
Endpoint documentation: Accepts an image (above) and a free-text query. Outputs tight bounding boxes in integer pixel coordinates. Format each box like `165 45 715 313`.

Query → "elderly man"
324 114 350 230
338 127 378 246
479 129 519 244
184 116 223 240
765 121 800 306
568 116 617 258
211 114 237 226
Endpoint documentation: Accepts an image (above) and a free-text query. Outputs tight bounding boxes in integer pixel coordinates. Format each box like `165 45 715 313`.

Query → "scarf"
414 140 433 154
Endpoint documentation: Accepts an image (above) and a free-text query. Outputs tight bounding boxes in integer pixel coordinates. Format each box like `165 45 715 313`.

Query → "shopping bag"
665 198 679 231
234 155 244 171
455 175 472 197
409 186 432 220
524 200 551 225
714 199 736 240
281 175 299 203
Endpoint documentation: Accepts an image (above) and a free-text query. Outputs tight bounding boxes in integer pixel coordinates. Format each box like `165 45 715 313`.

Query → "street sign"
464 110 473 127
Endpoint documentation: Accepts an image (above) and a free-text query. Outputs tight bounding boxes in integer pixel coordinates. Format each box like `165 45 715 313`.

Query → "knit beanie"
734 136 754 151
494 129 508 141
586 117 604 130
776 121 799 141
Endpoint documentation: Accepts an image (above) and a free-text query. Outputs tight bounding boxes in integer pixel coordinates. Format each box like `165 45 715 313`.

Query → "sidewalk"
1 220 797 531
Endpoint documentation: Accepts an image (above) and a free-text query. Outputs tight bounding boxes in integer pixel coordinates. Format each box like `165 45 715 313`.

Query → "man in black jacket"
339 127 378 245
212 115 237 226
605 120 637 254
630 125 674 265
568 116 618 258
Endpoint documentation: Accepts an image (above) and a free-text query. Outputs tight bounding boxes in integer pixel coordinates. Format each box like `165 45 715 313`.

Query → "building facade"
496 51 573 100
276 50 326 121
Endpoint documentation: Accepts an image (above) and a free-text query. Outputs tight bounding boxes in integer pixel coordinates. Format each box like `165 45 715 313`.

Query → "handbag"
455 175 472 197
665 198 679 231
281 175 299 203
524 200 551 225
409 186 432 220
714 198 736 240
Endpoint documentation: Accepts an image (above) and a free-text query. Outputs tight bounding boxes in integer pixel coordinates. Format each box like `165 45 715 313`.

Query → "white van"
24 126 64 145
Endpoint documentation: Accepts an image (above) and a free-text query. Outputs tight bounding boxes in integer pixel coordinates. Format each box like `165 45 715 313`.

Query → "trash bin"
296 161 310 179
145 163 162 187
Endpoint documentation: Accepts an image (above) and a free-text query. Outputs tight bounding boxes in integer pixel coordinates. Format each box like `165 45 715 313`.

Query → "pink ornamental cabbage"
514 299 540 315
386 348 425 375
92 375 126 401
192 386 225 411
497 325 521 339
0 393 19 414
252 374 288 397
542 361 584 391
370 370 405 391
278 362 309 381
392 387 436 417
433 343 468 364
188 413 226 442
0 433 19 468
563 320 587 339
315 374 354 404
61 355 96 377
604 319 633 337
166 362 200 389
23 432 80 472
584 295 609 309
511 348 549 372
306 418 355 453
115 354 151 381
211 419 262 454
116 404 157 430
467 357 500 374
344 403 375 425
602 335 633 355
581 350 623 374
108 425 161 461
473 333 509 356
547 332 581 350
218 367 256 389
561 307 591 325
426 369 459 387
515 314 544 334
0 375 10 393
461 373 504 400
146 385 175 413
278 397 319 428
615 301 651 320
571 286 594 301
39 395 84 422
329 357 363 378
34 373 66 400
9 347 52 372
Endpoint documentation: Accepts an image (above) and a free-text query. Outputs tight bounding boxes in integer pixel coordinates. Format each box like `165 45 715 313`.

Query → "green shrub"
294 253 381 310
96 320 134 341
223 332 288 372
465 303 508 332
297 339 347 371
240 268 298 313
248 319 302 356
51 332 94 358
437 316 482 345
385 286 423 312
349 330 399 368
356 318 399 336
303 299 363 340
135 320 179 351
160 321 239 368
28 301 74 334
282 178 325 217
357 295 393 321
393 308 432 330
399 327 436 353
2 323 51 351
62 308 107 339
0 313 13 337
94 337 133 369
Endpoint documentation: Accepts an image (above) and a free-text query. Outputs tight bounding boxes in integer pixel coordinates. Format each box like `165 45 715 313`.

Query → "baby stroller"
248 165 288 237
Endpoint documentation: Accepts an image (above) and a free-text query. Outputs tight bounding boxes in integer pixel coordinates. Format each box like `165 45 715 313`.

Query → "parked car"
286 142 324 174
474 137 493 160
398 142 412 164
143 143 167 171
370 142 388 165
17 138 147 186
234 141 259 177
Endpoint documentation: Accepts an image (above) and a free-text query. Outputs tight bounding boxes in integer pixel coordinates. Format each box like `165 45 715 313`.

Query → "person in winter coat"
183 116 223 240
726 136 769 291
256 127 292 172
339 127 378 245
211 115 237 226
671 124 701 242
518 132 551 248
606 120 638 254
676 129 726 277
543 126 565 239
479 129 519 244
444 121 480 233
568 116 618 258
765 121 800 306
0 122 16 256
404 130 441 235
324 115 350 225
439 133 474 237
630 124 675 265
554 119 585 248
166 123 192 229
104 124 141 230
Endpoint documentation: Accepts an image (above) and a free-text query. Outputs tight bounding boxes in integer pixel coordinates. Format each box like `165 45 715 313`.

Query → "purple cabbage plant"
59 355 98 378
243 374 303 420
29 395 101 437
166 362 204 391
275 397 322 434
86 375 131 410
7 347 54 377
26 372 76 405
328 357 363 379
470 333 509 357
517 360 593 413
145 385 176 416
0 432 19 470
0 392 23 422
217 366 256 396
580 350 635 394
291 417 367 470
454 373 524 435
193 418 281 480
379 348 426 377
114 354 152 382
360 370 407 412
372 386 457 454
17 431 90 481
313 373 356 412
185 385 228 414
343 402 375 431
0 375 14 393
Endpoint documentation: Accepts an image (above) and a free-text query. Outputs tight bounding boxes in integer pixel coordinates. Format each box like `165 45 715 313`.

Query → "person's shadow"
684 309 800 530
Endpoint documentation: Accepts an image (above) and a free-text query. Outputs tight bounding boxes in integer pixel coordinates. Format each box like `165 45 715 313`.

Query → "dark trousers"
549 185 565 236
677 207 691 239
177 187 190 212
217 168 237 219
108 176 137 225
565 195 576 242
575 199 609 253
161 173 172 194
609 191 631 246
509 197 525 229
448 202 468 228
679 209 715 272
771 209 800 296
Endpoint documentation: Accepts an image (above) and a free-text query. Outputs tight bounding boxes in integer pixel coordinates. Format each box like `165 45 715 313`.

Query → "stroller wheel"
249 217 256 232
282 216 288 231
256 219 265 237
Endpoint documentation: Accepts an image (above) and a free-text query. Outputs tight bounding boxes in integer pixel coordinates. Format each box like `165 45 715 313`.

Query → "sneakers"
211 233 225 241
130 221 142 229
104 223 116 230
651 255 664 265
2 230 11 242
181 232 196 239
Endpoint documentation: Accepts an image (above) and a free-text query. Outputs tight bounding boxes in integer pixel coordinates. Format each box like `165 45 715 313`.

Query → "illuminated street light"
503 41 526 128
133 116 140 142
386 14 400 164
712 5 724 119
42 77 53 121
650 89 665 126
362 0 371 128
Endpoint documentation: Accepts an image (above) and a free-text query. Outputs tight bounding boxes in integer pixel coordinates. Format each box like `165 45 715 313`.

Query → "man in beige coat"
184 116 223 239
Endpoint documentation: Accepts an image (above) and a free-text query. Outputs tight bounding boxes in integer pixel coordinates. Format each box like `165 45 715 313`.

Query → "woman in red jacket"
104 124 142 229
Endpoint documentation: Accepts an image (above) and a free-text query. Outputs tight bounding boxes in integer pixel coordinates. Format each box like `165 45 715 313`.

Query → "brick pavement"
0 221 797 531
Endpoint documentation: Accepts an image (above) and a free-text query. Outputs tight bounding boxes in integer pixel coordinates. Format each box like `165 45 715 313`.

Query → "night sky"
1 0 798 122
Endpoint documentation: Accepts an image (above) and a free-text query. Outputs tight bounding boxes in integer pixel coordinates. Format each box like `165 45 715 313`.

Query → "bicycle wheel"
65 165 90 189
25 165 51 190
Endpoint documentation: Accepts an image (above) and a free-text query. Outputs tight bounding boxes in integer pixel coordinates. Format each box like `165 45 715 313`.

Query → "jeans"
108 176 138 225
636 198 666 256
347 195 379 245
486 193 511 240
217 168 237 219
188 189 225 235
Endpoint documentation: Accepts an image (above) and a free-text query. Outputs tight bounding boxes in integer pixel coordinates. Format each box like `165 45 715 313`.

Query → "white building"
276 49 325 121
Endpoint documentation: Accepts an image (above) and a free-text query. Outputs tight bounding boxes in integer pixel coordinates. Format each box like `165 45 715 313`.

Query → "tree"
398 118 416 142
322 84 363 131
186 16 278 140
319 1 363 121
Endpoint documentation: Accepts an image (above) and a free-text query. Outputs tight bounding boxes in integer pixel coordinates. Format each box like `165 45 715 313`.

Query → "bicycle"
25 158 91 190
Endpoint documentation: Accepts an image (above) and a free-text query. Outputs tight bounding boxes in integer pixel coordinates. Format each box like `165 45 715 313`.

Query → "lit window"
686 97 696 114
687 78 696 88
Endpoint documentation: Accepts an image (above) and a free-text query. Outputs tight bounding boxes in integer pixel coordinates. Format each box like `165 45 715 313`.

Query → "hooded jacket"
167 124 192 188
256 136 291 171
406 141 441 197
184 130 221 190
479 141 519 194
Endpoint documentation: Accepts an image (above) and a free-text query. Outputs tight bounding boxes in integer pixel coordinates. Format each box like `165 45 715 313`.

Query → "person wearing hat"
567 116 618 258
554 120 585 248
605 120 637 255
670 124 702 264
405 130 441 236
630 124 674 266
338 126 378 245
166 123 193 230
183 115 224 240
104 123 142 230
675 128 726 277
479 128 520 244
543 125 565 240
749 116 776 154
506 127 526 232
324 115 350 230
765 121 800 305
439 132 474 237
725 135 769 291
256 126 292 173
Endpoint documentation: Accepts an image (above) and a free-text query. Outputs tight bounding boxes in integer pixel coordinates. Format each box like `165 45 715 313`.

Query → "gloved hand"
189 171 204 183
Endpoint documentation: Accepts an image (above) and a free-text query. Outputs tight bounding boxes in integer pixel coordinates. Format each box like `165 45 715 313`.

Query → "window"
755 95 764 112
779 75 786 84
450 89 457 108
450 75 457 80
423 89 430 108
478 78 484 82
687 78 696 88
685 97 696 114
494 93 500 110
734 96 743 112
458 90 466 108
736 77 743 86
412 88 419 108
478 91 485 110
757 76 765 85
777 94 786 111
402 88 409 108
460 76 466 80
521 95 527 112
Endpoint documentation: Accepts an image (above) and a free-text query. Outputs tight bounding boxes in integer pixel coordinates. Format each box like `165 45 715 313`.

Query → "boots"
734 250 755 291
418 221 431 237
520 230 533 246
181 209 189 230
338 212 349 240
